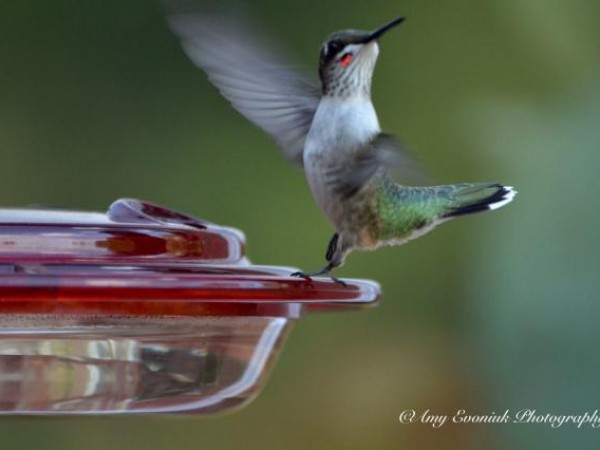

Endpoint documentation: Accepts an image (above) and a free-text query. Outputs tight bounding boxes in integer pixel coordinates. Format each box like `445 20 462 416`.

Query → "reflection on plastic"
0 315 288 414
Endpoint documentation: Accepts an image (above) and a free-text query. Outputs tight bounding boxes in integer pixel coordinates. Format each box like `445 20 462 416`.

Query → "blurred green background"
1 0 599 448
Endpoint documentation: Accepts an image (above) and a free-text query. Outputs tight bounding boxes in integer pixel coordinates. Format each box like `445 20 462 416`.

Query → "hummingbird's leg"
291 233 348 286
312 233 346 285
325 233 339 262
309 262 337 277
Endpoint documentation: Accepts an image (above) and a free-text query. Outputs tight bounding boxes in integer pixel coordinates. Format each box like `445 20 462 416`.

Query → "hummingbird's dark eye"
327 40 343 57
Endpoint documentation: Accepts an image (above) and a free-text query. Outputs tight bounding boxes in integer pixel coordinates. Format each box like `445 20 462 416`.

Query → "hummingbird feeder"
0 198 379 414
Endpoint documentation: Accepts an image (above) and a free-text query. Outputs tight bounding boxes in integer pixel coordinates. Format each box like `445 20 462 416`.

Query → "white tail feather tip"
489 186 517 211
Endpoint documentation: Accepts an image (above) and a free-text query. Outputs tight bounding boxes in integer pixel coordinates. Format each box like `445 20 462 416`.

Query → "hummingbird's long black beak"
364 17 405 42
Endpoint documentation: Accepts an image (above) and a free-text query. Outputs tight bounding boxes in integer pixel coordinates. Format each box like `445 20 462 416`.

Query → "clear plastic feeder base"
0 315 290 414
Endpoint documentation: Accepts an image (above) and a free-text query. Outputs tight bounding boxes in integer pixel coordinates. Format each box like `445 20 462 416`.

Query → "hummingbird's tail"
441 183 517 219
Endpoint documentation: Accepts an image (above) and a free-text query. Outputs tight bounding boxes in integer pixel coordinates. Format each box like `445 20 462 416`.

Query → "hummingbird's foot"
291 271 313 281
328 276 347 287
290 265 347 287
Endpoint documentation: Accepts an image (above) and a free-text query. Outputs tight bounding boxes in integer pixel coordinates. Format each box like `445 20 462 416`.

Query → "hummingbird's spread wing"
326 133 424 198
168 14 321 166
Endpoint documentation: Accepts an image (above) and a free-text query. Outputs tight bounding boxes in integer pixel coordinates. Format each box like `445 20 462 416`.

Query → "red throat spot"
340 53 353 67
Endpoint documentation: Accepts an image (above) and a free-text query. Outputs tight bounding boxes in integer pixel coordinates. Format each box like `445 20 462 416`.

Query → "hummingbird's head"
318 17 404 97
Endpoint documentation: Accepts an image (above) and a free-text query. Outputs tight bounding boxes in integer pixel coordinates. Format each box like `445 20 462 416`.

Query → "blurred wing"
326 133 425 198
168 14 321 166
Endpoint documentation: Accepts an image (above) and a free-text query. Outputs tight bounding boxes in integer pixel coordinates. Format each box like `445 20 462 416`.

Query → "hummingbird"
168 14 516 282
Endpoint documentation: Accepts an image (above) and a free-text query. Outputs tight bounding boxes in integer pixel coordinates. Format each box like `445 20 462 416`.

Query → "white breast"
305 96 380 157
303 96 381 226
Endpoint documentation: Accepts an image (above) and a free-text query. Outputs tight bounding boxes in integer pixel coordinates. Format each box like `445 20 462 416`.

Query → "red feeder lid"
0 198 380 318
